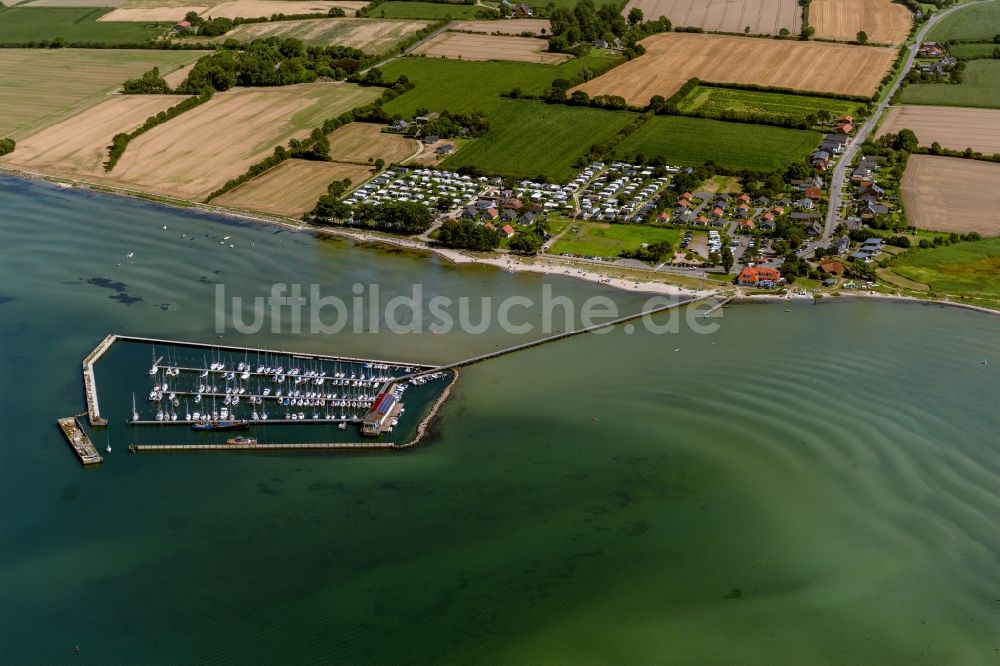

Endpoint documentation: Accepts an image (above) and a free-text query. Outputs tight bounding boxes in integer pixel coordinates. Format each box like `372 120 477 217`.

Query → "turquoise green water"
2 176 1000 664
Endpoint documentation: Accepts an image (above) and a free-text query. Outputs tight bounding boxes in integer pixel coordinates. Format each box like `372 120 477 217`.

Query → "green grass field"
369 1 487 19
0 48 205 138
899 60 1000 109
613 115 822 172
550 221 681 258
948 43 1000 58
929 1 1000 42
677 86 863 125
443 99 635 181
0 7 169 44
893 239 1000 298
380 52 622 115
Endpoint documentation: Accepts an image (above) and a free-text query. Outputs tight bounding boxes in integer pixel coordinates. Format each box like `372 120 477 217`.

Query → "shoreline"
2 168 998 316
0 167 717 299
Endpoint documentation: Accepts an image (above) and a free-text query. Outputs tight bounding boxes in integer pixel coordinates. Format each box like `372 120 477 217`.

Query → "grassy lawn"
892 238 1000 298
948 43 1000 58
700 175 742 193
0 7 169 43
929 1 1000 42
899 60 1000 109
442 99 634 181
370 2 489 18
380 51 622 115
676 85 863 125
614 115 822 172
549 221 681 258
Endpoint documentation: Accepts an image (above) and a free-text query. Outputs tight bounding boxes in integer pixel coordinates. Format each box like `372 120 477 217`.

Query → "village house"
500 224 516 238
737 266 782 287
172 20 192 33
833 237 851 255
919 41 944 57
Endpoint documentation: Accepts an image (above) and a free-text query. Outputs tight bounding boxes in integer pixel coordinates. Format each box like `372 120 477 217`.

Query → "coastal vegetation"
436 219 502 250
341 200 433 234
551 222 680 258
0 137 14 157
892 237 1000 300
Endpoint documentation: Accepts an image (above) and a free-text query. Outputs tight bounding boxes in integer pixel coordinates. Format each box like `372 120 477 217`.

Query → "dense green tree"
856 30 868 44
437 219 501 250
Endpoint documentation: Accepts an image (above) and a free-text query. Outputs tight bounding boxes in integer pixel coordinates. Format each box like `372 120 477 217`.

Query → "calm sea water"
2 176 999 665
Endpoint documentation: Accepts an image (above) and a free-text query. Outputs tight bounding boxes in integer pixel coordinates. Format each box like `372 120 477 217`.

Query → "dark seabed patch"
86 277 127 292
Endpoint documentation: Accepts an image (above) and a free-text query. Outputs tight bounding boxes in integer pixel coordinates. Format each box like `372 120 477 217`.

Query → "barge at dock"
57 416 102 465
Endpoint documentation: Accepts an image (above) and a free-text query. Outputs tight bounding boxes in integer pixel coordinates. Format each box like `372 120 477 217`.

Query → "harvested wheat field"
877 106 1000 154
573 33 894 106
453 18 551 35
25 0 126 6
213 159 372 216
1 95 181 178
201 0 367 19
109 82 382 200
621 0 799 35
902 155 1000 235
163 62 198 88
99 6 205 20
412 31 569 64
810 0 911 44
0 49 206 139
327 122 419 164
215 18 428 52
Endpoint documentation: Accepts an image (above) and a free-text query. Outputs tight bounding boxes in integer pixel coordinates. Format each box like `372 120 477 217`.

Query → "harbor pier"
130 441 396 453
82 333 116 426
57 416 103 465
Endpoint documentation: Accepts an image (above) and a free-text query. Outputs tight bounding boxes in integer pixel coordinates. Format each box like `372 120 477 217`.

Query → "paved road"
820 0 988 245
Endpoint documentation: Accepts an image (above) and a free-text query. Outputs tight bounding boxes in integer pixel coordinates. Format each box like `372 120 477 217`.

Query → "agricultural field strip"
573 33 896 106
452 19 551 35
0 49 205 139
213 159 375 217
809 0 912 45
107 82 382 200
411 31 570 64
196 18 431 53
620 0 800 36
877 106 1000 154
901 155 1000 236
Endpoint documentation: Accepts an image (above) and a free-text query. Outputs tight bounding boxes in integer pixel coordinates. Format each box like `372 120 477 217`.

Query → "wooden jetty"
129 441 395 453
402 292 721 380
57 416 103 465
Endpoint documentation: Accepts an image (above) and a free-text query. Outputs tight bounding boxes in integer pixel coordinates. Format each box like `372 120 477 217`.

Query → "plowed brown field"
877 105 1000 154
902 155 1000 235
573 33 895 106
